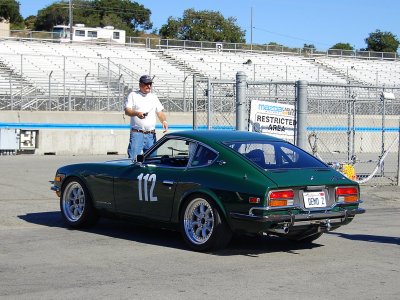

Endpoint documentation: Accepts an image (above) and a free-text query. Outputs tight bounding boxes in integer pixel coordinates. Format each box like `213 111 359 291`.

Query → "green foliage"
365 30 399 52
34 2 69 31
303 43 315 50
0 0 23 25
24 15 37 30
159 9 245 43
330 43 353 50
33 0 152 36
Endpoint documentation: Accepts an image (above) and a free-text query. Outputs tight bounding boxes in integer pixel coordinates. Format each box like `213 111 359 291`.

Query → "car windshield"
225 140 327 170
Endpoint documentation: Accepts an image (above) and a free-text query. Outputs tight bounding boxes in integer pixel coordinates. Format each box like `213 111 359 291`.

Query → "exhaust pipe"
269 226 289 235
319 219 332 232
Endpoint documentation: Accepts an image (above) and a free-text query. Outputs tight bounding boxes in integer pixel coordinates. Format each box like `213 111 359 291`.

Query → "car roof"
167 130 284 144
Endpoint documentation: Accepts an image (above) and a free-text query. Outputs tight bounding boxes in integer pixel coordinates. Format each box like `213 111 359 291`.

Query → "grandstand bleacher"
1 38 399 112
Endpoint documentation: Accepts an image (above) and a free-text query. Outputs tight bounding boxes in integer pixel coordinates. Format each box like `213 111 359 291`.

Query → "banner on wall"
249 100 296 143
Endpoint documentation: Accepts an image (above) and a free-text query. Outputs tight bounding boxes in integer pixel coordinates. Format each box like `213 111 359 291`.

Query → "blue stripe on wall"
0 123 397 132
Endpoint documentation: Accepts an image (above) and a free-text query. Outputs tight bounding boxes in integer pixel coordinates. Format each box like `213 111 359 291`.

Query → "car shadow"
328 232 400 245
19 211 323 255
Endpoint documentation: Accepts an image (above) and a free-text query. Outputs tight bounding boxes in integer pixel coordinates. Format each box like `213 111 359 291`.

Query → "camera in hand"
143 112 148 117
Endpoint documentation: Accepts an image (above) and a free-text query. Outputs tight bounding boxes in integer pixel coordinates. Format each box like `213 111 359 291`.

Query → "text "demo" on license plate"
303 191 327 208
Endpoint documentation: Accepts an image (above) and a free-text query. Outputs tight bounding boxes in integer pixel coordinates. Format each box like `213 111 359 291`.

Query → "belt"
131 128 155 134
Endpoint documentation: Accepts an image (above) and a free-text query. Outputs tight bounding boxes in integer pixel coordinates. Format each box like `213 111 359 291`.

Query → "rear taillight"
336 186 359 203
268 190 294 207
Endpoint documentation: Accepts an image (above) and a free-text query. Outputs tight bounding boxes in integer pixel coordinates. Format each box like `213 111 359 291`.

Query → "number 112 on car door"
137 173 158 202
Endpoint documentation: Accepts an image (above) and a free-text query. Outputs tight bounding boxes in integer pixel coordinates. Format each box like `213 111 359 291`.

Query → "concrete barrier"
0 111 398 155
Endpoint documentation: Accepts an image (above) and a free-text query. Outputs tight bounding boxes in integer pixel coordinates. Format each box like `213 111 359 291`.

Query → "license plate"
303 191 327 208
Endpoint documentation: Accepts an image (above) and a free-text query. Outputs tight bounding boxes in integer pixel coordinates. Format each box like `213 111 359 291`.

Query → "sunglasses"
141 82 152 86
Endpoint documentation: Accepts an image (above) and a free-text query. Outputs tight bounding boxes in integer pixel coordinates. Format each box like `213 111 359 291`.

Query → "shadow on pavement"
19 211 323 255
328 232 400 245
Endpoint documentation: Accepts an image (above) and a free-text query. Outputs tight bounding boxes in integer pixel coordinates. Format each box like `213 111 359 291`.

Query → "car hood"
264 167 352 187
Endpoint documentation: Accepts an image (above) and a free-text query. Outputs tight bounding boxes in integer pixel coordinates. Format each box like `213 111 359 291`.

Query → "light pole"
69 0 73 42
250 7 253 51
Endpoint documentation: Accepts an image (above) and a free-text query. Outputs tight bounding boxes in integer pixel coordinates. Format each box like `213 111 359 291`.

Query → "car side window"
145 138 190 168
190 145 217 167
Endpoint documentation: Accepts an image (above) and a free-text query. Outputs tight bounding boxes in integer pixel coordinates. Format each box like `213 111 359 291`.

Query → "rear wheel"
60 178 98 228
180 195 232 252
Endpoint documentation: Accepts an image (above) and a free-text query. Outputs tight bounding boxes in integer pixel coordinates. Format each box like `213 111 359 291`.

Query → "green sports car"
51 130 365 251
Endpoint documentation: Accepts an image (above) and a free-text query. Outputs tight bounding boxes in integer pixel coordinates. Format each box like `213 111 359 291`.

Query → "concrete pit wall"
0 111 398 155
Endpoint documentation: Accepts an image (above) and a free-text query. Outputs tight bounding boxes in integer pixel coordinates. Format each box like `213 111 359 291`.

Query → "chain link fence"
193 76 400 184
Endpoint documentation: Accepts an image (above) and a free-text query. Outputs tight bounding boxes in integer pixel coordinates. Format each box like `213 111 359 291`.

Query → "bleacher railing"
3 29 399 61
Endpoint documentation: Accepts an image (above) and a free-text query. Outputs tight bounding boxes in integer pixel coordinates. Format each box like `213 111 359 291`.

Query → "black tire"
180 194 232 252
60 177 98 228
288 232 323 243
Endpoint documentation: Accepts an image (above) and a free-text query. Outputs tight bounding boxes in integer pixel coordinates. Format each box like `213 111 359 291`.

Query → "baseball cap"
139 75 153 84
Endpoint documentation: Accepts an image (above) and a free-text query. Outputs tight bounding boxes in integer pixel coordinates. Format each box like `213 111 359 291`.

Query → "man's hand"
137 112 147 119
162 120 168 133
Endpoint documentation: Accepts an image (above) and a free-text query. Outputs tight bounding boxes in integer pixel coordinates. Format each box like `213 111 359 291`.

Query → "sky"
17 0 400 51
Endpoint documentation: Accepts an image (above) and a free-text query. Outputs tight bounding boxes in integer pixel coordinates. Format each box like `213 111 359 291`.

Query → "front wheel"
180 195 232 252
60 177 98 228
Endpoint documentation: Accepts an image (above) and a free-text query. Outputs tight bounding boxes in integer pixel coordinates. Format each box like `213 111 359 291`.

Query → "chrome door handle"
162 180 174 186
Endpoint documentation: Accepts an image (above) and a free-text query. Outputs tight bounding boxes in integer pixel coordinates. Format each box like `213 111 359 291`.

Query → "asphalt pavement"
0 154 399 299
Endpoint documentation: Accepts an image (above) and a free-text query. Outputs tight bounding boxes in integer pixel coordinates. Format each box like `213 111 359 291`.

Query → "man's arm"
125 107 146 119
157 111 168 132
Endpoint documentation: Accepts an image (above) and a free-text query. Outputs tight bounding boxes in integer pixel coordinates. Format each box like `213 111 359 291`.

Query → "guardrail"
2 29 399 61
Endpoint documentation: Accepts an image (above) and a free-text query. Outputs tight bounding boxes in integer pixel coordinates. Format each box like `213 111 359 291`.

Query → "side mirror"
136 154 144 163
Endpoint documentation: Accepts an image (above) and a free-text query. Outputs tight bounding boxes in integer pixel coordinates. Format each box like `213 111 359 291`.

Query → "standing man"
124 75 168 160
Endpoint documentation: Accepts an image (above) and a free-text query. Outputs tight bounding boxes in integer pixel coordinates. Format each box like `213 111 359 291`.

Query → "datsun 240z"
51 130 365 251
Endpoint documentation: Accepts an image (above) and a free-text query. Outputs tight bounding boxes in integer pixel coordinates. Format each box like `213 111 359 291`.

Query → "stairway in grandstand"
0 59 46 110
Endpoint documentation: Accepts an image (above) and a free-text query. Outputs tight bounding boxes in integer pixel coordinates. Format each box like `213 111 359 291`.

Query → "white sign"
249 100 296 143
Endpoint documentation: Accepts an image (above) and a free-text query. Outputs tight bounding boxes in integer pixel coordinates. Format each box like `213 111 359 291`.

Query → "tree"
159 9 245 43
303 43 315 50
34 2 70 31
93 0 152 34
34 0 152 36
0 0 23 28
365 30 399 52
330 43 353 50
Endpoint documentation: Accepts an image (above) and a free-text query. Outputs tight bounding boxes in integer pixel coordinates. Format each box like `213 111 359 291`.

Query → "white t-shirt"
125 90 164 130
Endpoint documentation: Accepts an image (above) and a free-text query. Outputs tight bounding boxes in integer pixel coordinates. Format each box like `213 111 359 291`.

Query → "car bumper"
230 207 365 223
229 201 365 234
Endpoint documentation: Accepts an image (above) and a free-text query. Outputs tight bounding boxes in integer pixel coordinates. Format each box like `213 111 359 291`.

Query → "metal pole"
63 56 66 106
20 54 23 109
193 75 197 130
250 7 253 51
107 57 110 110
235 71 247 131
381 93 386 176
68 89 72 111
351 98 356 163
207 77 212 130
397 118 400 186
183 67 186 112
84 73 89 110
296 80 308 150
9 72 13 110
118 74 123 110
69 0 73 42
48 71 53 110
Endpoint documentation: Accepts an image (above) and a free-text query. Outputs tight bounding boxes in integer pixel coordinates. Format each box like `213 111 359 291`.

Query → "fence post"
235 71 247 131
193 75 197 130
296 80 308 150
207 77 212 129
397 118 400 186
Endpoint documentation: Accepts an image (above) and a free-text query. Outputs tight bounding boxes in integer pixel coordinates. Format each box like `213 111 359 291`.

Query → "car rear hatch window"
225 140 327 170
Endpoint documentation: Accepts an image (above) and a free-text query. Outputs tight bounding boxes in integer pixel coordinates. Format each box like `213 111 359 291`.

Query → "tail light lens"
268 189 294 207
336 186 359 203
